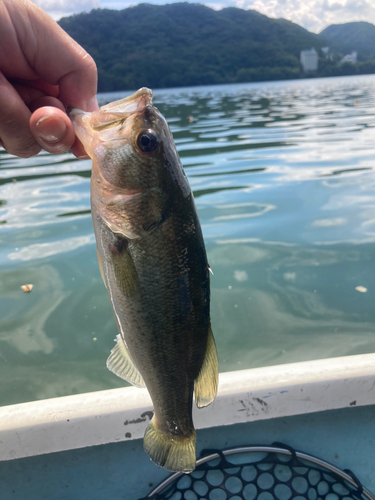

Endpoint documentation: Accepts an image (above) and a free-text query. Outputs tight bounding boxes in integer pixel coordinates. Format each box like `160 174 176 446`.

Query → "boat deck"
1 354 375 499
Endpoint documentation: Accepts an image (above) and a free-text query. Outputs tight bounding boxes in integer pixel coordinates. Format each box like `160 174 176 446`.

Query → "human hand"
0 0 98 158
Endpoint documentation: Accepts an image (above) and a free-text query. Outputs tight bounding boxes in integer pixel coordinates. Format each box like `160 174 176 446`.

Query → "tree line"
58 3 375 92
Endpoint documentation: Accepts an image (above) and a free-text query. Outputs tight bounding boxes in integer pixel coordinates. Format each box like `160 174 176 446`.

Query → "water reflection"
210 239 375 371
0 175 90 227
0 265 64 355
8 235 95 261
2 75 375 406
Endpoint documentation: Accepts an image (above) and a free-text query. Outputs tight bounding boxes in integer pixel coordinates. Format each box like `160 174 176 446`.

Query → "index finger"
5 0 98 111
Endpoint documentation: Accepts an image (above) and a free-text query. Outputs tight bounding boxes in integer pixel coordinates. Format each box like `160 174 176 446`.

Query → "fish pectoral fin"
144 417 196 473
106 334 145 388
194 326 219 408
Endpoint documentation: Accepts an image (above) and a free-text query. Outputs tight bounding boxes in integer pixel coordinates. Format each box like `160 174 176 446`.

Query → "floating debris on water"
187 115 194 123
355 286 367 293
234 270 248 282
21 284 33 293
283 272 296 282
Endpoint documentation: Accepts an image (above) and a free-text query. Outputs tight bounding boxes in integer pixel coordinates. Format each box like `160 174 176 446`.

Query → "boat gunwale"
1 352 375 462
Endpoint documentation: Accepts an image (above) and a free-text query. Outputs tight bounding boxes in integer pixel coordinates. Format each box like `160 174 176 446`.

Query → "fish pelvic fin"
143 417 196 473
106 334 145 388
194 326 218 408
96 249 106 285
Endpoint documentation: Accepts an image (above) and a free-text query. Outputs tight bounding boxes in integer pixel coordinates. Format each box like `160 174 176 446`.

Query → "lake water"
1 75 375 407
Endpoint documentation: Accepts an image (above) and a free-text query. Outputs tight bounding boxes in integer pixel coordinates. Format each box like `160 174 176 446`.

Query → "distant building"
339 51 358 65
321 46 334 60
300 48 318 72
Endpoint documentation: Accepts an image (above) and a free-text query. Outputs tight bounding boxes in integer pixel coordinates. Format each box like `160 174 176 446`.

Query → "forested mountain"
320 22 375 60
58 3 375 91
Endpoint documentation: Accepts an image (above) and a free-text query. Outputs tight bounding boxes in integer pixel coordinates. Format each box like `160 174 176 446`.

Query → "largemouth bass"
70 88 218 473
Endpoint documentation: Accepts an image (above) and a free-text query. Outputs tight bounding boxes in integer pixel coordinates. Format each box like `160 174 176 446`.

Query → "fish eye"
137 129 159 153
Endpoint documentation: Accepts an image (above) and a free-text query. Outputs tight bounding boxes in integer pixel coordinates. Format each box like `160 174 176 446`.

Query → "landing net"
142 444 375 500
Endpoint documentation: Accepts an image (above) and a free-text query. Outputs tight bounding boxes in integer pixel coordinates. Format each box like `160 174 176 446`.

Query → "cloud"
33 0 100 19
235 0 375 33
204 2 227 9
34 0 375 33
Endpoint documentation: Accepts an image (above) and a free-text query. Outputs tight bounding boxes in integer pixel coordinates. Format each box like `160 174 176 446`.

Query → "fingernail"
86 96 99 112
36 116 67 143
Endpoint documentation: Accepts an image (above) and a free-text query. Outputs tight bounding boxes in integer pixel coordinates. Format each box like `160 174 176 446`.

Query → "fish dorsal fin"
107 334 145 388
194 326 219 408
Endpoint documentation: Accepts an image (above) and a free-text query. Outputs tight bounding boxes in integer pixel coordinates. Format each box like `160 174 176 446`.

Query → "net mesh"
143 444 373 500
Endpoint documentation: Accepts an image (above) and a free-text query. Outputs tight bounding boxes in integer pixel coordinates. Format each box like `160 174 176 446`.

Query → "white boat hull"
1 354 375 498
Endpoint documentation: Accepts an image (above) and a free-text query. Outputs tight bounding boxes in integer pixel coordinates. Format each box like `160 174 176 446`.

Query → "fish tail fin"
143 417 196 473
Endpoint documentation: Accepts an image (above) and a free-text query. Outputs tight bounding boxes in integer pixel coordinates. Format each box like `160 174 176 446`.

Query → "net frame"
144 444 375 500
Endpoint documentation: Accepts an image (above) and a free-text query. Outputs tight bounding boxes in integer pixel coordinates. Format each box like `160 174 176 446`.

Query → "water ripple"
3 75 375 405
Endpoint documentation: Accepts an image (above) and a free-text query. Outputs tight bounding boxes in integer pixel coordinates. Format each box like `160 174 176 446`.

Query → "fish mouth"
69 87 153 127
100 87 153 114
69 88 154 151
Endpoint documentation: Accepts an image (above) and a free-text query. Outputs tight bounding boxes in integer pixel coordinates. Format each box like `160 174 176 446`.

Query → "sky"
33 0 375 34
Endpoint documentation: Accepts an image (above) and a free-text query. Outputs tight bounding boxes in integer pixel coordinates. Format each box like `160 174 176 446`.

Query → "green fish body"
70 88 218 472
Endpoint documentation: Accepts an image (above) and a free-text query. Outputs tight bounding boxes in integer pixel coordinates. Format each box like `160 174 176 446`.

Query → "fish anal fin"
143 417 196 473
106 334 145 388
194 326 218 408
